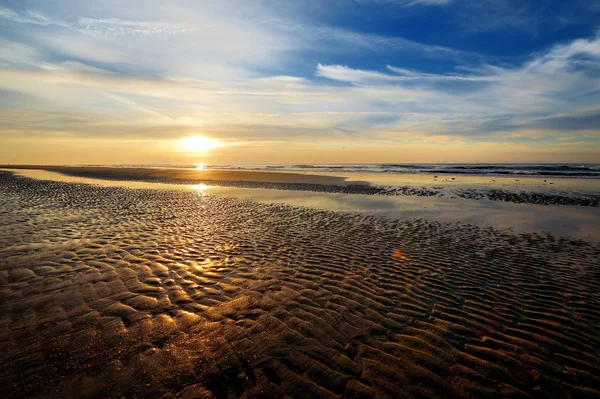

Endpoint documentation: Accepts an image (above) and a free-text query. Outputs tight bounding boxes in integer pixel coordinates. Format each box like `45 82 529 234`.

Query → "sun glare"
189 183 210 196
178 136 219 153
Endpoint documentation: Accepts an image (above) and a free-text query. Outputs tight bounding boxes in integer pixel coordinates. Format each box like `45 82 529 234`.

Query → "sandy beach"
0 169 599 398
3 165 599 207
3 1 600 397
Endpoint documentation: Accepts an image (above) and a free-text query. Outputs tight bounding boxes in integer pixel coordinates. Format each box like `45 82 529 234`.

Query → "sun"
178 136 220 153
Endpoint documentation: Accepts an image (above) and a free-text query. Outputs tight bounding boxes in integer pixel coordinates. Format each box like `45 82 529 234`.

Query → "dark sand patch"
0 166 356 185
1 173 600 398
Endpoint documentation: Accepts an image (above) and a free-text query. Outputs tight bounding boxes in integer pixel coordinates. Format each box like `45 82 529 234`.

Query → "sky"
0 0 599 164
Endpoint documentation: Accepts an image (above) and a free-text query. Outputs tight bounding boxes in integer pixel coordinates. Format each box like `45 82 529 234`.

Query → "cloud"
75 17 201 37
316 64 403 83
0 4 294 78
293 24 476 60
316 63 496 84
0 1 598 159
0 39 40 66
314 30 600 139
1 4 478 71
353 0 452 5
533 109 600 131
386 65 496 81
0 6 65 26
2 27 599 145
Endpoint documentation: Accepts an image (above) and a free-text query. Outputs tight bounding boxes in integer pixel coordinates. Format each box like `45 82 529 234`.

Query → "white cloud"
289 23 474 60
316 30 600 137
316 64 402 83
316 63 496 84
1 4 294 79
0 1 598 148
2 28 599 143
386 65 496 81
2 3 476 69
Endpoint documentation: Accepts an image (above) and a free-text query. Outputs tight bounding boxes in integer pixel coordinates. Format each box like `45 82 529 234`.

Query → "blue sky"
0 0 599 163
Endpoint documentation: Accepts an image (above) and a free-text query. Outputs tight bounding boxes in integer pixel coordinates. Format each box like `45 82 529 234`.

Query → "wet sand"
3 165 599 207
0 166 356 185
1 172 600 398
6 168 600 241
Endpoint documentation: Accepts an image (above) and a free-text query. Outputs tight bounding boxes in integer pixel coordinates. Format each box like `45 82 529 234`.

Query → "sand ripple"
1 173 599 398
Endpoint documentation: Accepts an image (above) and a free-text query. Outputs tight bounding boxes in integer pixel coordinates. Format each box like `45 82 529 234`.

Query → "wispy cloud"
316 63 496 84
2 25 598 144
2 27 599 141
0 1 599 162
289 24 477 60
1 4 478 66
0 6 65 26
0 38 40 66
353 0 452 5
316 64 402 83
316 30 600 138
76 17 202 37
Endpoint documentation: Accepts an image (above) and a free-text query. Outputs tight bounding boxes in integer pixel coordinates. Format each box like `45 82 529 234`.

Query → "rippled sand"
1 173 600 398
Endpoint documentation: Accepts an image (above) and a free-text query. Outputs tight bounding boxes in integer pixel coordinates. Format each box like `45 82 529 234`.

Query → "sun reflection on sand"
189 183 210 195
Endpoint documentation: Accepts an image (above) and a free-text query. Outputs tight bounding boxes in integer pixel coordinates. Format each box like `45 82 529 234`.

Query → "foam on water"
58 163 600 178
203 163 600 178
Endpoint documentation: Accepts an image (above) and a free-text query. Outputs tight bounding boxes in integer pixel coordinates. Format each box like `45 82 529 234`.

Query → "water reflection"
190 183 210 195
4 168 600 241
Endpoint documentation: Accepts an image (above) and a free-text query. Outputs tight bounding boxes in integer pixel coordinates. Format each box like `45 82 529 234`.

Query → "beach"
3 165 600 207
1 168 600 398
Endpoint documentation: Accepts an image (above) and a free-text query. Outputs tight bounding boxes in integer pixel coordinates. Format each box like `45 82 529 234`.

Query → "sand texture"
1 172 600 398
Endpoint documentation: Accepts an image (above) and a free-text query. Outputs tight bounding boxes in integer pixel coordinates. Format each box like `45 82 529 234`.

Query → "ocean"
75 163 600 178
111 164 600 178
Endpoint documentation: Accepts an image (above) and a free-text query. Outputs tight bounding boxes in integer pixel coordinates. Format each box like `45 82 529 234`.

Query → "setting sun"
177 136 220 153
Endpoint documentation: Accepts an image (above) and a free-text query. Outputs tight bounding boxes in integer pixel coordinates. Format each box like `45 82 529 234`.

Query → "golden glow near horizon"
177 136 220 153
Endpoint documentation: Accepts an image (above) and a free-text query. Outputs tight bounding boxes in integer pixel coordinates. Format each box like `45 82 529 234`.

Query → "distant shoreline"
2 163 599 179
